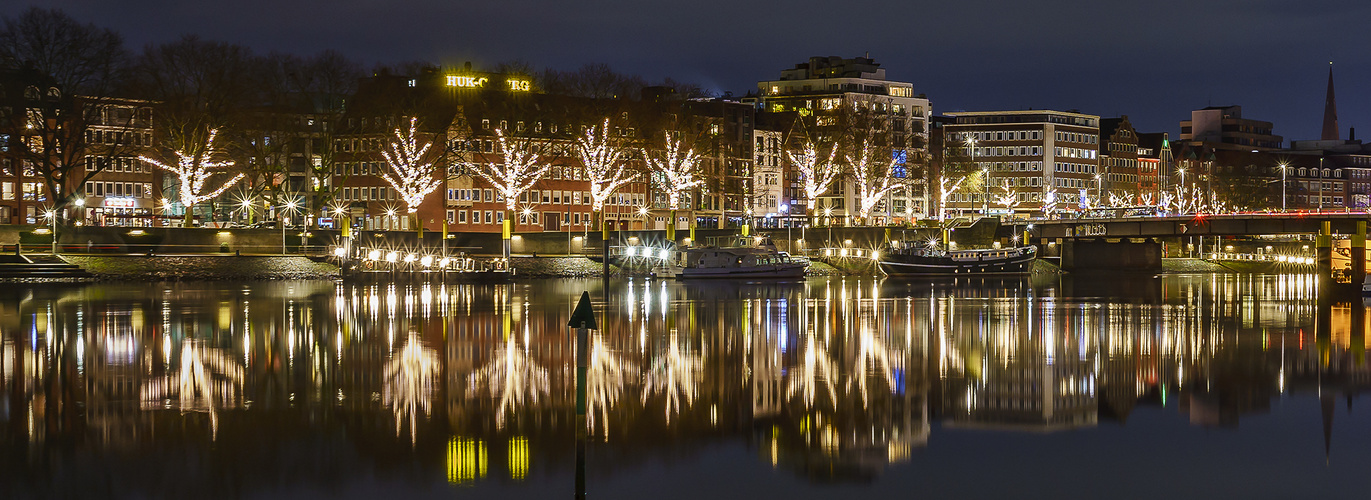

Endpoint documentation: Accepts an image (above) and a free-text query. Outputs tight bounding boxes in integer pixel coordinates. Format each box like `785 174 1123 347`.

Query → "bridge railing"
1207 252 1317 266
815 247 878 260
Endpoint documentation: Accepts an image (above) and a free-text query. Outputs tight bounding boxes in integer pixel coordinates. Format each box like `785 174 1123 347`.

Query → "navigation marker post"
568 291 597 500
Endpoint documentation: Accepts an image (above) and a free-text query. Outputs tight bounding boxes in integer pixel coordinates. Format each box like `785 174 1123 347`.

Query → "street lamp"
1318 157 1325 211
966 135 982 215
73 198 84 227
1177 167 1187 212
1278 162 1288 211
823 206 834 248
1094 174 1102 208
45 209 56 254
282 200 299 254
780 204 791 251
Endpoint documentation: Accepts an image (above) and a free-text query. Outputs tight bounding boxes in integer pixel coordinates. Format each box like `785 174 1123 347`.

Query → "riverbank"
62 255 340 281
5 254 1275 282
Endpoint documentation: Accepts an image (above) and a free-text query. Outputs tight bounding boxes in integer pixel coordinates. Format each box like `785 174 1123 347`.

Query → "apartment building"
1098 116 1140 203
942 110 1101 215
756 56 931 223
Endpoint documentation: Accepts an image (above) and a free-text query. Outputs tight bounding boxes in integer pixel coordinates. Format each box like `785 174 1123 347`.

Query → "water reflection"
0 273 1363 496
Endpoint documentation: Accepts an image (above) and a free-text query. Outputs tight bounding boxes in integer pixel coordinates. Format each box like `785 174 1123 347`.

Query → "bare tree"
133 36 259 221
0 7 131 221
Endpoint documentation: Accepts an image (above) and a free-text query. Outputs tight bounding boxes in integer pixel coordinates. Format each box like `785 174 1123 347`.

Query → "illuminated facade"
943 109 1102 213
79 98 159 227
755 56 931 223
0 66 62 224
1099 116 1140 203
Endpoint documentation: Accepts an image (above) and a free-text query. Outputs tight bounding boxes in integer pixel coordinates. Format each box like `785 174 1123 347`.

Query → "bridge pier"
1353 221 1366 287
1060 238 1162 272
1317 221 1332 288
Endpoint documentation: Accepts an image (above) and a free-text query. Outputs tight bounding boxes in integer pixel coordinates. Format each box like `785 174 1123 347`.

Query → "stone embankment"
62 255 340 281
15 253 1079 282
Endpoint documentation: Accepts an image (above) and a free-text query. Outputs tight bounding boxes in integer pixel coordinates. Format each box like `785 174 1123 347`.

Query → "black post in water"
568 291 597 500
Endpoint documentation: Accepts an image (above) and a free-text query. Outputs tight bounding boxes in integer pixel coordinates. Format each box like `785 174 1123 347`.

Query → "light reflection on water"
0 274 1367 498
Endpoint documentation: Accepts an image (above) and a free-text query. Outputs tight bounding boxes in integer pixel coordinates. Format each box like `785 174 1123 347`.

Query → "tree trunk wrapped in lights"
848 141 905 224
644 132 701 244
468 129 552 259
995 184 1021 213
787 141 840 224
575 119 638 256
937 175 967 222
380 117 443 234
138 129 244 226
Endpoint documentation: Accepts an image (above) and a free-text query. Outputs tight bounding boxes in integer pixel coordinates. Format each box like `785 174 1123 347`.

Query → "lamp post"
73 198 84 226
966 135 983 215
780 204 792 252
46 209 57 254
282 200 298 254
1278 162 1288 211
1318 157 1325 211
1094 174 1102 209
1177 167 1187 213
823 206 833 248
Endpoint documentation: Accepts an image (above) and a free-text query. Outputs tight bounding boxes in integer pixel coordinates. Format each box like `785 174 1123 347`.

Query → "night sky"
7 0 1368 140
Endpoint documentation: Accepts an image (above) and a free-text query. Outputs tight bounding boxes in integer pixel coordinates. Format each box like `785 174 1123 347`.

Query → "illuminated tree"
787 142 840 219
141 339 244 439
1041 188 1060 217
468 338 550 430
937 175 967 222
577 119 638 215
380 117 443 230
383 333 441 444
139 129 244 225
995 184 1020 212
787 335 838 409
644 132 701 242
641 332 702 424
468 129 552 258
587 332 636 436
848 141 905 223
575 118 638 254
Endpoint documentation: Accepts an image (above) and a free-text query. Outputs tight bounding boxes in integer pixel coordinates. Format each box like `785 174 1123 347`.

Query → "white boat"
652 245 809 279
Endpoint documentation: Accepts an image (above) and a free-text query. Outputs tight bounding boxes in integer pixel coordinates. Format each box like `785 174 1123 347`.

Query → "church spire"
1322 62 1340 141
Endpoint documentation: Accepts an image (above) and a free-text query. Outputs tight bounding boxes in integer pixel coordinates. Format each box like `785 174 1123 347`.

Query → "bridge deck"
1032 213 1371 239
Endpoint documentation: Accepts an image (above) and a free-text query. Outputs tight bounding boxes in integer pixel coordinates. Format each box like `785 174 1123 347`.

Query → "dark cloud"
5 0 1367 139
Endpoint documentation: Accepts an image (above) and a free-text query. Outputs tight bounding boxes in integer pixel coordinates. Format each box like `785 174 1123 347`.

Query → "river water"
1 274 1368 499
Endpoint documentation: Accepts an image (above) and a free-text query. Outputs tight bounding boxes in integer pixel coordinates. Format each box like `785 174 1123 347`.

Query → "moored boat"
878 241 1036 277
652 246 809 279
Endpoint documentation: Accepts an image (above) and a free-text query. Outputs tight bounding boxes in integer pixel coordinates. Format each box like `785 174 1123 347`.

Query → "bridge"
1030 212 1371 239
1013 212 1371 281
